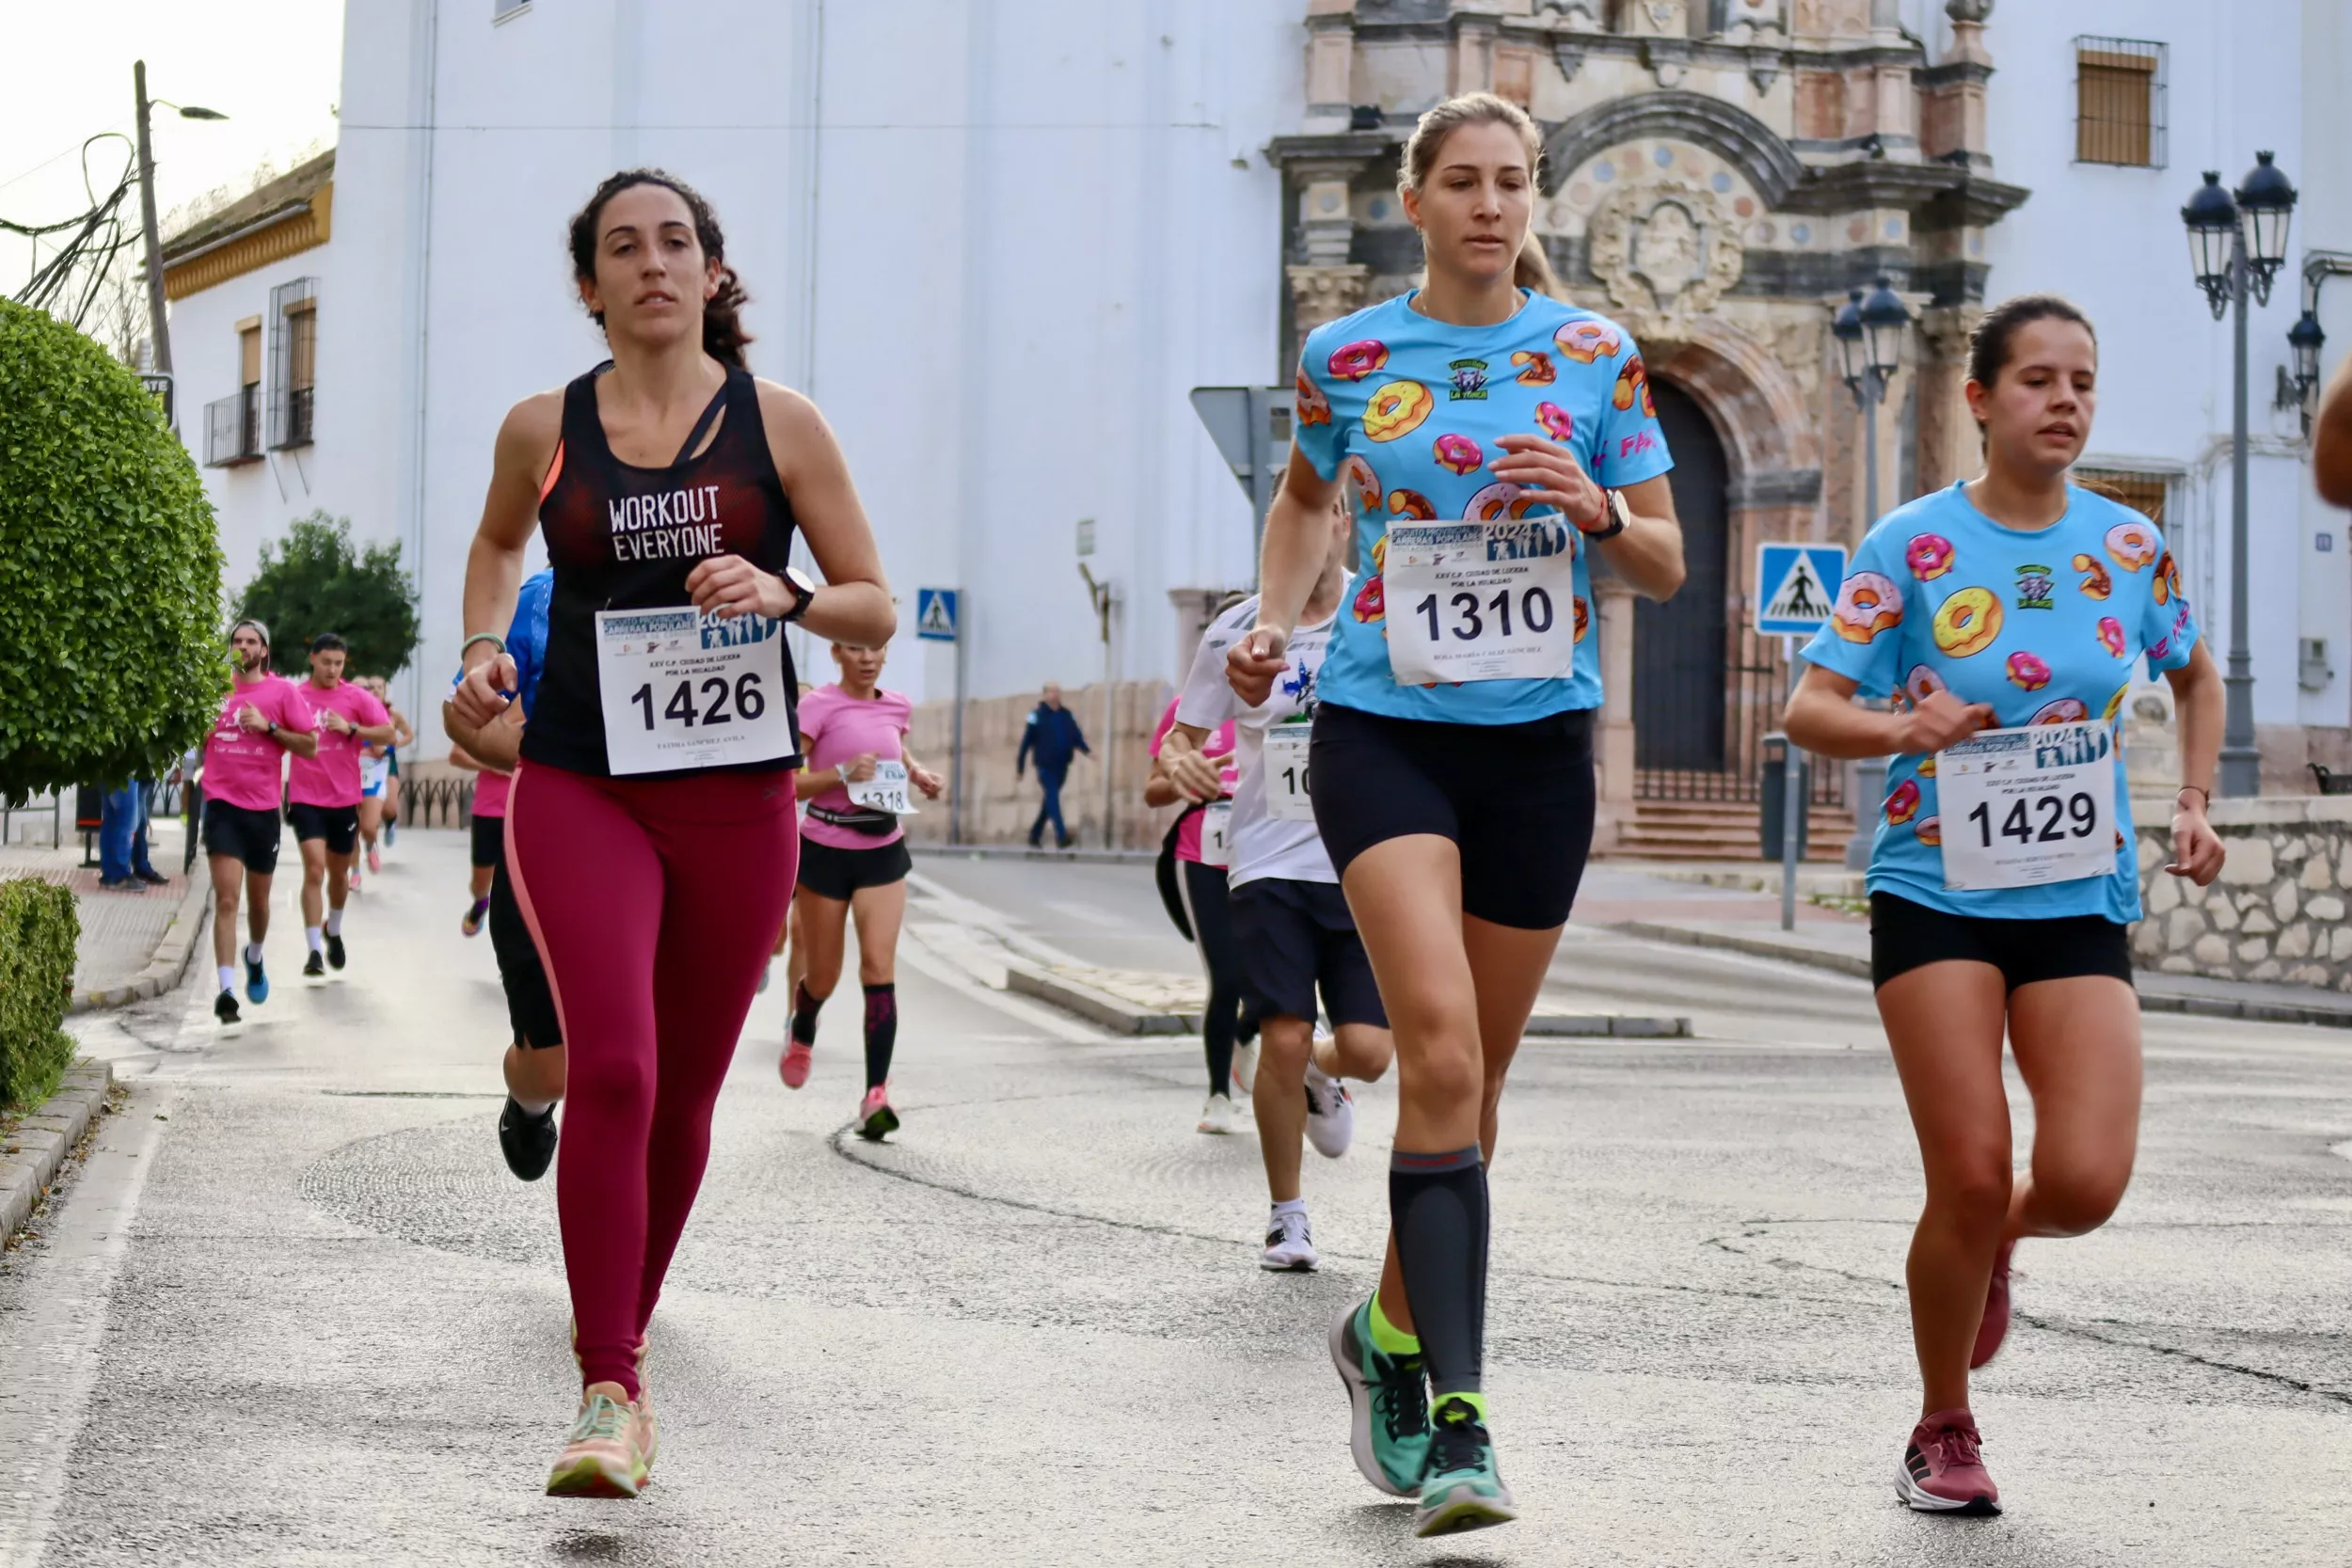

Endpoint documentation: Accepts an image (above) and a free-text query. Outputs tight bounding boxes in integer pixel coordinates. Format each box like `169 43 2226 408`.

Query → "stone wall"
2133 797 2352 990
904 681 1179 851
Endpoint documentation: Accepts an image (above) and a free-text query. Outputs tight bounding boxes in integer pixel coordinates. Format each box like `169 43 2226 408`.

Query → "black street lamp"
2182 152 2297 797
1831 276 1912 871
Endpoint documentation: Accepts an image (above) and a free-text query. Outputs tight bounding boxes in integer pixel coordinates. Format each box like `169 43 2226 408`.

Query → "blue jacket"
1016 703 1089 778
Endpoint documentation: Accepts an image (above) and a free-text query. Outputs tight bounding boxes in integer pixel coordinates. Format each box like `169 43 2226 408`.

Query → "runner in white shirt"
1166 501 1394 1272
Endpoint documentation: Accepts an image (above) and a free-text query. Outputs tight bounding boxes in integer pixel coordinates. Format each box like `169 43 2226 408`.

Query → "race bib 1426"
595 607 794 775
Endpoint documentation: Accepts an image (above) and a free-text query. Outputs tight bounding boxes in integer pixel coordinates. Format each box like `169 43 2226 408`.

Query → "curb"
1 1057 112 1248
1611 919 1874 980
912 844 1158 867
1524 1012 1692 1038
68 874 212 1014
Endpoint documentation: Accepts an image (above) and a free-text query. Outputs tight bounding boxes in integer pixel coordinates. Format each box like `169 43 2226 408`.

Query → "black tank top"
522 364 803 777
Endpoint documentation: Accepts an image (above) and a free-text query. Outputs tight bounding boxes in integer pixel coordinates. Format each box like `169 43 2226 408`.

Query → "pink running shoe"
855 1084 899 1143
1972 1240 2016 1370
780 1038 813 1090
1897 1408 1999 1515
367 844 383 875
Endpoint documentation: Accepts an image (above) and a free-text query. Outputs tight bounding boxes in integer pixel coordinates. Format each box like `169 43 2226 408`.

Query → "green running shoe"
543 1392 644 1498
1327 1298 1430 1497
1414 1396 1518 1538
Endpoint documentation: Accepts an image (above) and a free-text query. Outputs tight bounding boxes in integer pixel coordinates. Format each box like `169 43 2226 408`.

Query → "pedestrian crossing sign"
916 587 959 642
1755 544 1847 637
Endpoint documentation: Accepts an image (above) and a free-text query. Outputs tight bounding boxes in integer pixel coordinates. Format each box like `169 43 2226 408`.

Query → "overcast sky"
1 2 344 315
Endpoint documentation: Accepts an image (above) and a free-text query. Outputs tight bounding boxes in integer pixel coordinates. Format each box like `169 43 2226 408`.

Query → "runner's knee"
2031 1157 2131 1236
1928 1157 2012 1233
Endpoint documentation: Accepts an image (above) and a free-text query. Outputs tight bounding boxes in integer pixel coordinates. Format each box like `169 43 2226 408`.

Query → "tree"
0 298 223 800
234 512 421 679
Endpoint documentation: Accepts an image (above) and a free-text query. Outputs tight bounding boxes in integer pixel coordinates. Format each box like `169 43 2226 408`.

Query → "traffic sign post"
1189 385 1295 562
917 588 967 843
1754 544 1848 929
915 588 958 642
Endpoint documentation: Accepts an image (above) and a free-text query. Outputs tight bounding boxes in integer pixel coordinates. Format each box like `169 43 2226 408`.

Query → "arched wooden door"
1633 377 1730 776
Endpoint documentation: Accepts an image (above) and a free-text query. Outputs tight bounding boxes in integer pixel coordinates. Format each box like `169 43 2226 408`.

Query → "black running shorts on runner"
1309 702 1597 931
488 861 562 1049
288 801 360 856
201 799 283 875
470 811 505 871
1230 877 1389 1029
1868 892 2134 992
796 835 914 902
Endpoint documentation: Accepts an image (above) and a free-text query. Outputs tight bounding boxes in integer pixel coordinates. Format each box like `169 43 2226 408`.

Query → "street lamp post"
130 59 227 380
1832 277 1913 871
2182 153 2298 799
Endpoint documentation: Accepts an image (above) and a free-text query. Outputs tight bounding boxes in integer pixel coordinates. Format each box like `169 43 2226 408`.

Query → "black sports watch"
1585 488 1632 542
780 565 818 624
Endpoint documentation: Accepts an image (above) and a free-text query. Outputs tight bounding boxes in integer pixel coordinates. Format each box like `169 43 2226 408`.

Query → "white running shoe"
1261 1205 1319 1272
1197 1092 1238 1135
1303 1059 1355 1159
1231 1038 1260 1101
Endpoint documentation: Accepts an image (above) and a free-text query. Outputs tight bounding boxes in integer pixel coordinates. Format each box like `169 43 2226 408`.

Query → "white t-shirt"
1174 588 1343 889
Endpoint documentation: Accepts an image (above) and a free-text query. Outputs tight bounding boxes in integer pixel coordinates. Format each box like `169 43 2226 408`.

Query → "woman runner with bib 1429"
1786 295 2225 1517
451 168 895 1499
1231 93 1685 1538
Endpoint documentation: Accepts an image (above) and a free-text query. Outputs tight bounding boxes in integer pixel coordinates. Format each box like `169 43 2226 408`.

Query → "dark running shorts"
471 811 506 871
288 801 360 856
488 861 561 1048
1869 892 2135 992
1230 877 1388 1029
1308 702 1597 930
796 835 913 901
201 799 282 875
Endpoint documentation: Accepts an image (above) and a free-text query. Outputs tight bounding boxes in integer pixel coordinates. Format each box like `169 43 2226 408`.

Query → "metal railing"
203 384 261 467
1635 628 1846 807
398 775 476 831
2074 35 2167 169
283 384 314 448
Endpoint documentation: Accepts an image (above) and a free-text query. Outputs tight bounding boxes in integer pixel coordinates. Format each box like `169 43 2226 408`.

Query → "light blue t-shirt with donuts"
1800 482 2199 924
1293 290 1674 725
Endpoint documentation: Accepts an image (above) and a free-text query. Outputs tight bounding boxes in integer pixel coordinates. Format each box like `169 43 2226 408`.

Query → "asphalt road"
4 831 2350 1565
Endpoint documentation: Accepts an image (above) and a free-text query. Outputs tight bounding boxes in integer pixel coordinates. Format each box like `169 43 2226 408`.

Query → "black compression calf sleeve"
790 982 825 1046
862 982 898 1090
1389 1145 1490 1400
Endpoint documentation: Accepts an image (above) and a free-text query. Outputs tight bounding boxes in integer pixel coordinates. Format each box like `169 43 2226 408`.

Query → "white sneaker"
1197 1092 1238 1135
1303 1059 1355 1159
1231 1038 1260 1101
1261 1206 1318 1272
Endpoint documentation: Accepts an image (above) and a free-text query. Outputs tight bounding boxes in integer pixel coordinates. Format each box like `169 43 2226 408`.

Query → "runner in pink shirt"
285 633 395 978
779 641 944 1138
1145 696 1255 1132
200 620 319 1023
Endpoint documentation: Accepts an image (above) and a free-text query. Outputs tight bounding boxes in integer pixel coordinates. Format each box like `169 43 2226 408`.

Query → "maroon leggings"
506 760 797 1399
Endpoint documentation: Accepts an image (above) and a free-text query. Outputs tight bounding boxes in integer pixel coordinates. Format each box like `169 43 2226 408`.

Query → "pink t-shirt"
473 770 512 817
201 675 316 812
798 684 915 849
287 679 392 808
1149 698 1237 864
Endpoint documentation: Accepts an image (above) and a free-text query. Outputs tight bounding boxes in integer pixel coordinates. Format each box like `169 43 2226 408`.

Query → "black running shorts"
470 810 505 871
796 835 913 902
1230 877 1388 1029
488 861 562 1049
202 799 283 875
1868 892 2135 992
288 801 360 856
1308 702 1597 930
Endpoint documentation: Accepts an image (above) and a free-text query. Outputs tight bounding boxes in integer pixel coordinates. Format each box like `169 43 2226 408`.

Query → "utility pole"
133 60 171 376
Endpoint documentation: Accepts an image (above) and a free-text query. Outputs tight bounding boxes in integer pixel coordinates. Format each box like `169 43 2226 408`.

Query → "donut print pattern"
2096 615 2125 658
1573 595 1590 643
1352 574 1386 625
2006 651 2052 691
1534 401 1574 443
1902 664 1948 709
1915 816 1942 847
1465 482 1535 522
1295 367 1331 427
1386 489 1436 520
2072 553 2112 600
2030 697 2090 725
2153 551 2182 606
1361 380 1433 443
1906 533 1955 581
2105 520 2158 571
1327 340 1389 383
1343 455 1382 515
1884 778 1921 826
1554 318 1622 364
1831 571 1903 643
1510 350 1556 386
1433 433 1484 475
2103 682 2130 722
1611 355 1655 418
1931 587 2001 657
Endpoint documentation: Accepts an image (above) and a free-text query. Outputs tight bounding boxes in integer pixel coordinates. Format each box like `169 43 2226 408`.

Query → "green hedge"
0 879 78 1109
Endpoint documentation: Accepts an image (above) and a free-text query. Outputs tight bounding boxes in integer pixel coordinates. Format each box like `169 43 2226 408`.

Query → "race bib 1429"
1935 721 2118 893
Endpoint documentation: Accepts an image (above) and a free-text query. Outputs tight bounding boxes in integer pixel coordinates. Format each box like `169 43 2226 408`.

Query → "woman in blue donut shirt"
1786 294 2225 1518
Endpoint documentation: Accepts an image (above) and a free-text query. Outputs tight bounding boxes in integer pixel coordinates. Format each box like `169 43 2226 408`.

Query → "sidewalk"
0 816 209 1009
1581 863 2352 1029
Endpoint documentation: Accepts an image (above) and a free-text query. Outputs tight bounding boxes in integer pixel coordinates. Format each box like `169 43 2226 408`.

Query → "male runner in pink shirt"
285 632 394 977
201 620 318 1023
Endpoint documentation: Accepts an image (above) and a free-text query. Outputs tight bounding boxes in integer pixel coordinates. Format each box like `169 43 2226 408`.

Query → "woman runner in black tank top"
450 169 896 1500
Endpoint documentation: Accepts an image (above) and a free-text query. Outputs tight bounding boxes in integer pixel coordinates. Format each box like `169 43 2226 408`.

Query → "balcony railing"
203 385 262 467
283 385 314 448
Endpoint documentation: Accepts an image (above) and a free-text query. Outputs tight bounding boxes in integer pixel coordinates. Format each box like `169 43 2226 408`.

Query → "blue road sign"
1755 544 1848 638
916 587 960 642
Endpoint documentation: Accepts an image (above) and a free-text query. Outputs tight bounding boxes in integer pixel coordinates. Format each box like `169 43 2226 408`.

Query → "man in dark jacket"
1014 682 1089 847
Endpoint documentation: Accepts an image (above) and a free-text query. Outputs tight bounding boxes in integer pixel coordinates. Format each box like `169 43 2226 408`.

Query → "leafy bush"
0 299 225 800
234 511 421 678
0 879 78 1109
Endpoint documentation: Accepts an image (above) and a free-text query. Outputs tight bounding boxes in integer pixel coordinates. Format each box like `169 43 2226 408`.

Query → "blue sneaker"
245 952 269 1005
1327 1298 1430 1497
1414 1396 1518 1538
